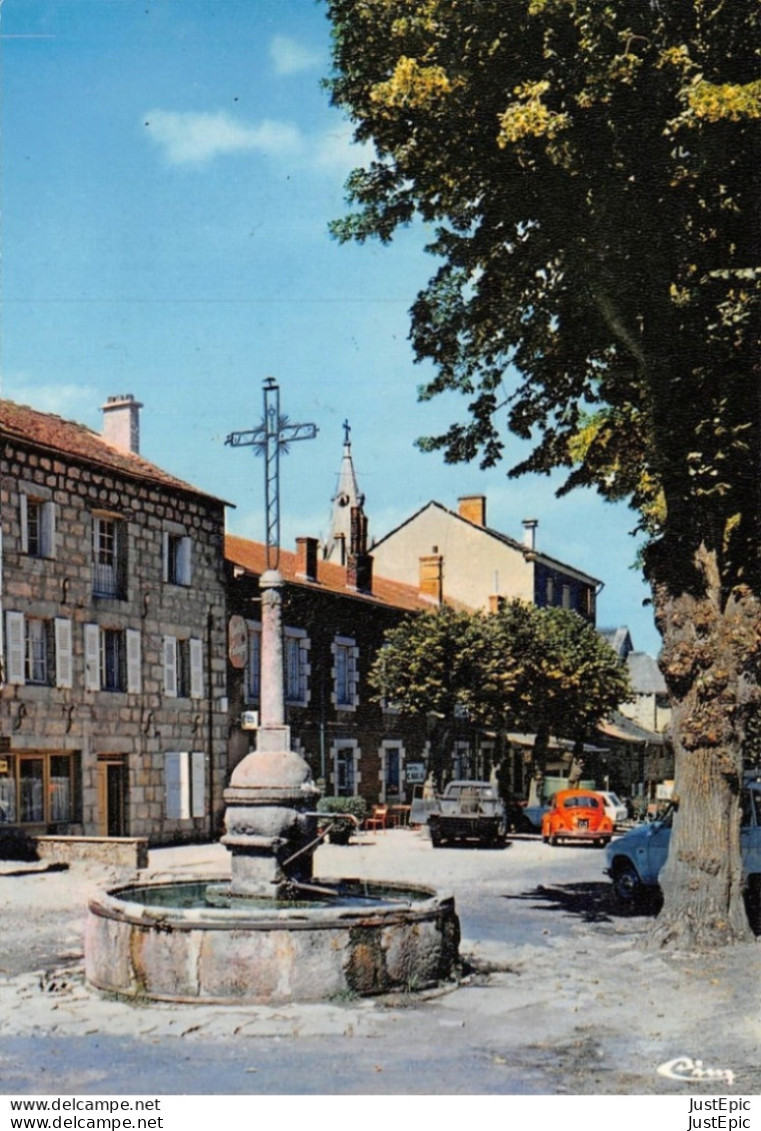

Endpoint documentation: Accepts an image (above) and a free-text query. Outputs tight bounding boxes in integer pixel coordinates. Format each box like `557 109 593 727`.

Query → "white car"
597 791 628 826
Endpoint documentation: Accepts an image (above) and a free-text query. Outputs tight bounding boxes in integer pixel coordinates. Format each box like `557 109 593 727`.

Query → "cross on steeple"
342 419 351 446
225 378 318 570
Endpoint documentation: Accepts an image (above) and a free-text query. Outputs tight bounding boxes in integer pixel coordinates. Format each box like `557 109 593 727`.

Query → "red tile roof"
225 533 439 613
1 399 227 504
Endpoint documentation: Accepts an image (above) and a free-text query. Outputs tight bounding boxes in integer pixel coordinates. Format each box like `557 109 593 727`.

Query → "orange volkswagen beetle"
541 789 614 847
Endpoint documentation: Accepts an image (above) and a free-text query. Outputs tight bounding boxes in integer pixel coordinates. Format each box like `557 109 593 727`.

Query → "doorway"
97 757 127 836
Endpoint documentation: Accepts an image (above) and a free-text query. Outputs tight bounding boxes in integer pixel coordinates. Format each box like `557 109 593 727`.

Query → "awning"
598 712 668 746
506 733 609 754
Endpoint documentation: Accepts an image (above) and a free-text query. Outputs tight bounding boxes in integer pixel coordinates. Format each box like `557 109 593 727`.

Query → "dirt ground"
0 828 759 1095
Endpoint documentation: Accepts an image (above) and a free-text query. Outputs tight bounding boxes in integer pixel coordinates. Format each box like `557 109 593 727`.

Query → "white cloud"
144 109 304 165
0 378 100 422
311 121 374 176
269 34 323 76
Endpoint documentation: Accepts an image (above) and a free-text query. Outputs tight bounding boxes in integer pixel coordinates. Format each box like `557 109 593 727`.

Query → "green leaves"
368 600 630 740
324 0 760 593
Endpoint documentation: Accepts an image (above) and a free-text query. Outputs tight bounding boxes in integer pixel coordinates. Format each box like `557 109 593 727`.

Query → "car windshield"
563 795 599 809
605 793 622 806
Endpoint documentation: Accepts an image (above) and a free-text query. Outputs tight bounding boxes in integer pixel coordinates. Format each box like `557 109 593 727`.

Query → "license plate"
577 819 588 829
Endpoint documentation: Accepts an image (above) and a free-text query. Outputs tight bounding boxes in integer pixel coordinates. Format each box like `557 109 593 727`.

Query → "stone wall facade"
226 559 488 811
1 426 229 846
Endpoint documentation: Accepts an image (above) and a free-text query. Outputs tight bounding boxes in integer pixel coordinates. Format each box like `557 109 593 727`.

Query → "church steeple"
323 420 364 565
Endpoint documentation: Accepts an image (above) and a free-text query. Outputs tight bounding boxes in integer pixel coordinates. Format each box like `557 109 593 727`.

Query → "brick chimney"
458 495 486 527
295 537 319 582
101 394 142 454
419 554 443 604
347 506 373 593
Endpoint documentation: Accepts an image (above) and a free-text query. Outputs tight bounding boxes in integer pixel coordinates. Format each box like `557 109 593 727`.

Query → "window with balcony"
92 514 127 598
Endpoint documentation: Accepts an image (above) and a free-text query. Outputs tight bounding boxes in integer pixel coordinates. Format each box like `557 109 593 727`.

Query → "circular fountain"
85 571 459 1004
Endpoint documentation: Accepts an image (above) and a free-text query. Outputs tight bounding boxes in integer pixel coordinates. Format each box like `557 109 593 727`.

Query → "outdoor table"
388 804 411 828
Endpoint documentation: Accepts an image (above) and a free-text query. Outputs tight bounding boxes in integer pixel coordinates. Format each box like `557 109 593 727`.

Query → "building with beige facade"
371 495 601 621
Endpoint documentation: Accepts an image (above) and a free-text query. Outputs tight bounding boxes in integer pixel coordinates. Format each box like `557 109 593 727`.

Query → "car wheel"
611 860 645 906
542 834 549 844
549 833 559 847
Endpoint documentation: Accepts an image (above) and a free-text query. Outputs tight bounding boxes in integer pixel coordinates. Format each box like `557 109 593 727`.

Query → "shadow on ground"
503 881 661 924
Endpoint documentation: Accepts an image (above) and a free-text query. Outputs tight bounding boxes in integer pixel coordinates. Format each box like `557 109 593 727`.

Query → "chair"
365 805 388 833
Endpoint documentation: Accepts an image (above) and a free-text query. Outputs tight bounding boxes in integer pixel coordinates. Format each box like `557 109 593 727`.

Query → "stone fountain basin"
85 877 460 1004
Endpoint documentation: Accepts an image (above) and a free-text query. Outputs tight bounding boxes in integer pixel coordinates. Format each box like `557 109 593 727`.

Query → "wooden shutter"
178 537 192 585
6 611 25 684
126 629 142 693
19 495 29 554
191 751 206 818
165 751 189 820
42 501 56 558
55 618 73 689
163 635 177 697
189 638 203 699
84 624 101 690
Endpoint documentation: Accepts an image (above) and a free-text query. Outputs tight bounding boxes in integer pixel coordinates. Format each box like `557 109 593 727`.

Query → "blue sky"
1 0 660 654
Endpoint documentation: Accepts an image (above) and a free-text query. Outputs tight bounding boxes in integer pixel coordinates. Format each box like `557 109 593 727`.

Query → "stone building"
225 522 439 809
371 495 601 621
597 626 673 800
0 396 229 844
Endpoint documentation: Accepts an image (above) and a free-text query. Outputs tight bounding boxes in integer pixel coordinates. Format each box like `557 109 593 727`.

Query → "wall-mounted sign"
228 615 248 670
406 763 426 784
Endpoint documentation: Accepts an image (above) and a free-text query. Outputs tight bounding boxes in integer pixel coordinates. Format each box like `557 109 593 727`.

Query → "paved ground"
0 828 759 1095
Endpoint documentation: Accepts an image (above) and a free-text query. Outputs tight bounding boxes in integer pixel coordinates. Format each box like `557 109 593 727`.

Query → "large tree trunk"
646 544 760 949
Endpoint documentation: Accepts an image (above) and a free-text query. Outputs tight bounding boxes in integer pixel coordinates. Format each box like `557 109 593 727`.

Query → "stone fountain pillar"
222 570 320 897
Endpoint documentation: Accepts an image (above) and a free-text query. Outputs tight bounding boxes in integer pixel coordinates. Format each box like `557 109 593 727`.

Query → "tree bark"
646 544 760 949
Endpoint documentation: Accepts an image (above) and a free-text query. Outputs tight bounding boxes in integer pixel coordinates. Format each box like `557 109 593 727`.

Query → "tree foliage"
370 600 630 751
325 0 761 947
326 0 759 575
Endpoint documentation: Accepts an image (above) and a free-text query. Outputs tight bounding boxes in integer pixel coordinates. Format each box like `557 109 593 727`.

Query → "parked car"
541 789 614 847
428 780 507 847
605 781 761 921
597 790 628 826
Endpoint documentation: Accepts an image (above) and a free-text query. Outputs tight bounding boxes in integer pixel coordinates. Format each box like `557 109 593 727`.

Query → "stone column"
260 570 285 728
222 570 319 897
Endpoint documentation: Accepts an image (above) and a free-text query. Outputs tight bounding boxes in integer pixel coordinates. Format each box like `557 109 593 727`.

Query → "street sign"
228 615 248 669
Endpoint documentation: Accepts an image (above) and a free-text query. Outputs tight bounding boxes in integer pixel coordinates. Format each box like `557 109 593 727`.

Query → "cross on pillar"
226 378 318 570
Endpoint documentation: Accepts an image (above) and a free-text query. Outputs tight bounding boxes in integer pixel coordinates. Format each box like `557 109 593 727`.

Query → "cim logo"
657 1056 736 1086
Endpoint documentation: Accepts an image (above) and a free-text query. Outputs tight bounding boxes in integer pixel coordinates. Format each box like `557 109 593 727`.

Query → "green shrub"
317 796 367 844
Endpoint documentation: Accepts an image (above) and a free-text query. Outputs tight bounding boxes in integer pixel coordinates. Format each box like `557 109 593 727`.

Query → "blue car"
605 780 761 921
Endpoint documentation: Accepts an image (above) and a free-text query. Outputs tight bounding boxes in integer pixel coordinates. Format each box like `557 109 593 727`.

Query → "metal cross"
225 378 318 570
